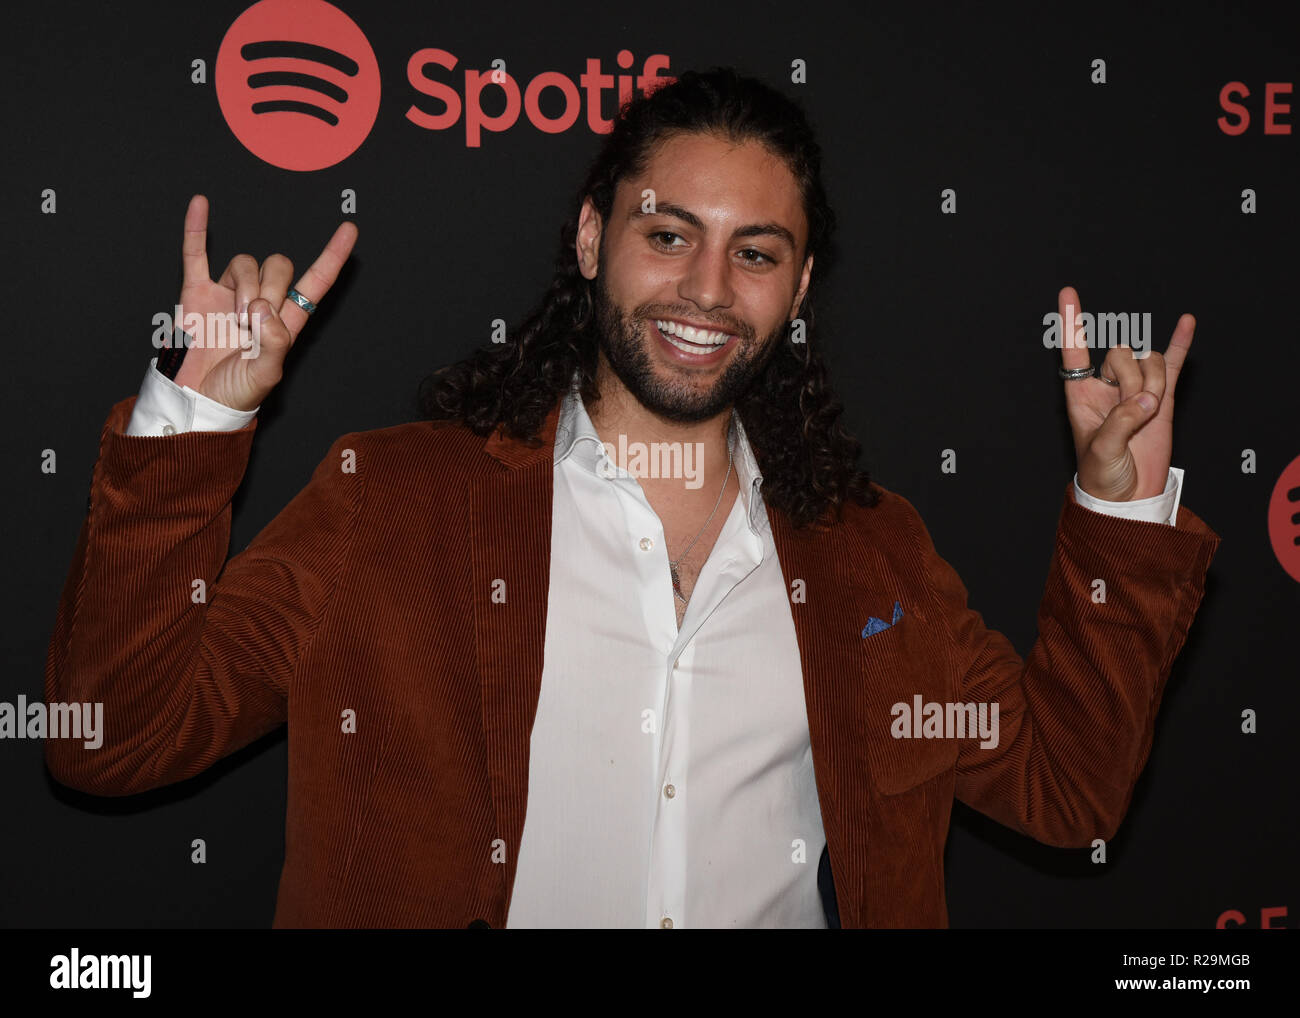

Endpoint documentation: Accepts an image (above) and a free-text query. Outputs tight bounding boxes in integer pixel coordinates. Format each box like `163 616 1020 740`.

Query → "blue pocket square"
861 600 904 638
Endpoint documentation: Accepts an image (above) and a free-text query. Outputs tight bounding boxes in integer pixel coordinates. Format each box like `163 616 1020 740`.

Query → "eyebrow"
628 202 797 251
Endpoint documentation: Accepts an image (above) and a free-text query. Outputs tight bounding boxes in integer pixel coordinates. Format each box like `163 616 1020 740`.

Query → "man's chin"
630 370 739 423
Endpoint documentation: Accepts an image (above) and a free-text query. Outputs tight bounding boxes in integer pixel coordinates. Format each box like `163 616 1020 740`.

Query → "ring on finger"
287 288 318 314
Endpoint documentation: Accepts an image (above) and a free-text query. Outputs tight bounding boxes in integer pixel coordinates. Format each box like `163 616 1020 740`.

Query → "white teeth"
655 319 730 346
665 333 719 354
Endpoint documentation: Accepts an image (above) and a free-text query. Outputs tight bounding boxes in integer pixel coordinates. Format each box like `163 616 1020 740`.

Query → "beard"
590 269 786 424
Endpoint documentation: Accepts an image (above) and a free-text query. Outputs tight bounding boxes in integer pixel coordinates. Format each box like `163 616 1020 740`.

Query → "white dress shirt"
124 358 1184 927
506 378 824 928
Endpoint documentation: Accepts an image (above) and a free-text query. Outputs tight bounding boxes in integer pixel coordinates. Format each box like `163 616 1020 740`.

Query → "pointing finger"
1163 313 1195 397
1058 286 1091 373
182 194 210 286
280 221 358 342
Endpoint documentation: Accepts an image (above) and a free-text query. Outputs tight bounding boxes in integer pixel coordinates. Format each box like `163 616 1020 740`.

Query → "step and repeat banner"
4 0 1295 940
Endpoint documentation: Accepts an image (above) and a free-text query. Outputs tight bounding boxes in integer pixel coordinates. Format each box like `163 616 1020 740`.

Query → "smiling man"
46 67 1221 929
579 131 815 630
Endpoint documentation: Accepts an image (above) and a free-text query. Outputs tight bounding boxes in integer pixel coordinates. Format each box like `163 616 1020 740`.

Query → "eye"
649 231 684 249
738 248 774 265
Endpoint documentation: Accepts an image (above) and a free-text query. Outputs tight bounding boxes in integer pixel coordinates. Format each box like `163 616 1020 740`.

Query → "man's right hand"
170 194 358 411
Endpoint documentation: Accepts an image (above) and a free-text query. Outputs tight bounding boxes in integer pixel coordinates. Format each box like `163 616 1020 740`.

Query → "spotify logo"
1268 454 1300 583
216 0 381 171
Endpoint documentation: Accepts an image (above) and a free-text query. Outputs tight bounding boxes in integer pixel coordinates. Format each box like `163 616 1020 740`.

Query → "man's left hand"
1058 285 1195 502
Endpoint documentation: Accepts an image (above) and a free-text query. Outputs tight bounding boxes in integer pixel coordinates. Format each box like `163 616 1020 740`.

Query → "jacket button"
466 918 492 929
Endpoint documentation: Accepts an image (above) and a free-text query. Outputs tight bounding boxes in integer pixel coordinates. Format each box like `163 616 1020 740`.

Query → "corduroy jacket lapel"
470 403 561 920
767 506 863 927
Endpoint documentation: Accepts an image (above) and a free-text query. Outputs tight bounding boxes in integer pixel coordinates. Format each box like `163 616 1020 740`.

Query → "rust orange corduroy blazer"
45 393 1221 928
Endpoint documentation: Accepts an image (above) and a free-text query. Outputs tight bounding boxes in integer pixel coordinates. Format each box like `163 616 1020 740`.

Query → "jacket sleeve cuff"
123 358 259 436
1072 466 1183 526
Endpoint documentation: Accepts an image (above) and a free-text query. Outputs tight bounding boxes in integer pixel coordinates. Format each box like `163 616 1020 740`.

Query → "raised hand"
170 194 358 411
1058 286 1195 502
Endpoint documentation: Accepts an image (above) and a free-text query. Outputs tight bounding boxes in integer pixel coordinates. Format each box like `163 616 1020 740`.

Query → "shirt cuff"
124 358 260 436
1072 466 1183 526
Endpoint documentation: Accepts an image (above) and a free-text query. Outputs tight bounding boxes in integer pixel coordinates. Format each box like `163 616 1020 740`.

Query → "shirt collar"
553 374 768 535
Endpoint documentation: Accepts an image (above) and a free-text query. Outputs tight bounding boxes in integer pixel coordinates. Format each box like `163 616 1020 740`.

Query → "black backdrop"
4 0 1296 928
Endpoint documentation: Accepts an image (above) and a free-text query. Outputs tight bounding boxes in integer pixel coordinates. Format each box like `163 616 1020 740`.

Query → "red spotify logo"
215 0 381 171
1268 454 1300 583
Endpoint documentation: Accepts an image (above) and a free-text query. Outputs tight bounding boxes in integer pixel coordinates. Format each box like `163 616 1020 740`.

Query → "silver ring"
287 288 318 313
1097 372 1120 386
1059 365 1095 381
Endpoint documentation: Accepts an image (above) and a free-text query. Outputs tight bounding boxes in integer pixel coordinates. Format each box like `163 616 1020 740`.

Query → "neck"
586 354 734 498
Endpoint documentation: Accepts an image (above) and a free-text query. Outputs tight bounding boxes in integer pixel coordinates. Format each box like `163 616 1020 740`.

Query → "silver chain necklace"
670 438 734 605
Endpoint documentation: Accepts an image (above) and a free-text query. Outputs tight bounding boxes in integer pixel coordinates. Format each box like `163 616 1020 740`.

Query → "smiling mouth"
652 318 736 356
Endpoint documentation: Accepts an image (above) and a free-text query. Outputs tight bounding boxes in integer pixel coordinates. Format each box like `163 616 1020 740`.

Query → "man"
45 68 1220 928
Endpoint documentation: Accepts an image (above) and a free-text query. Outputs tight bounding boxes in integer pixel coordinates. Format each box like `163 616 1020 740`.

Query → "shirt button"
639 537 653 551
161 424 176 436
660 917 673 929
664 783 675 798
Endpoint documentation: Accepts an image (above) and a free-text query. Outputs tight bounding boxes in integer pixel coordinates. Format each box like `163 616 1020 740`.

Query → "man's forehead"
613 135 806 240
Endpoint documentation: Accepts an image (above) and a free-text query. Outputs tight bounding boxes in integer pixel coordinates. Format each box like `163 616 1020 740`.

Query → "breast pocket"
854 603 959 796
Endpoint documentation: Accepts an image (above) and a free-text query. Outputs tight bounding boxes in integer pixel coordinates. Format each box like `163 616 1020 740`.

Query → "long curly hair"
417 66 878 527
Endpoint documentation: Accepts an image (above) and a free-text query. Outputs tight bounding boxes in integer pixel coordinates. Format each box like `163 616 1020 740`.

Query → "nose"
676 241 735 314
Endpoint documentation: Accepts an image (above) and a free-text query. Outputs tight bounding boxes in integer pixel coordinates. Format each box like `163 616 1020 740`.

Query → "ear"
789 253 814 320
576 197 603 280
